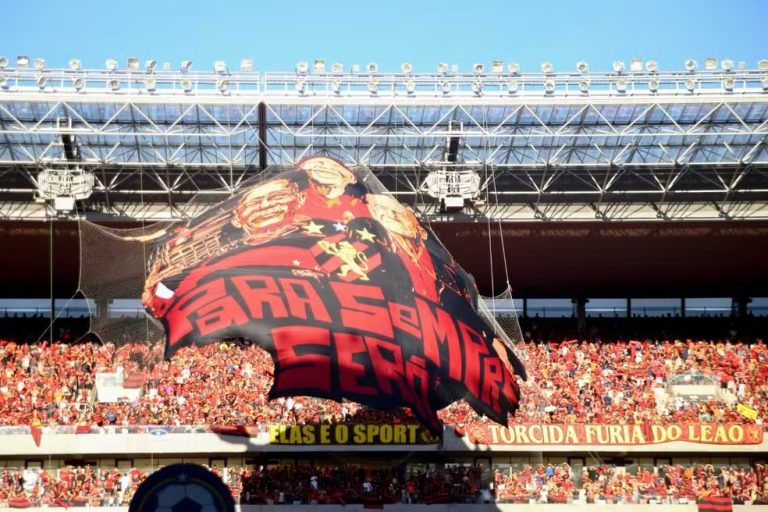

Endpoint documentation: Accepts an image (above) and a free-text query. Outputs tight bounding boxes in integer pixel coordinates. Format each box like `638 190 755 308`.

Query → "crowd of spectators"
493 462 768 505
441 338 768 428
0 465 148 508
0 338 765 430
0 462 766 507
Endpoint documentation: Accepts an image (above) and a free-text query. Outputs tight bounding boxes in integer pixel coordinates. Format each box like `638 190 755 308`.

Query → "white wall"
0 430 764 456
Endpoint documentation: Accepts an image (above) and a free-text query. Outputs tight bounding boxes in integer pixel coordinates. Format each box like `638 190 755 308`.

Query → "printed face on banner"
143 156 525 433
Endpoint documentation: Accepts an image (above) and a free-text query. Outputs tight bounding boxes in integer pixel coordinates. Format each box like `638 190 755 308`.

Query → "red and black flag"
698 496 734 512
143 156 525 433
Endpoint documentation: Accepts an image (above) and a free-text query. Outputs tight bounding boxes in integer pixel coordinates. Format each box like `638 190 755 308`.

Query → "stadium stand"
1 337 767 508
1 339 765 429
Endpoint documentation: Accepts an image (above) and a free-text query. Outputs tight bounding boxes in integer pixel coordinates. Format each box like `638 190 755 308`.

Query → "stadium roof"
0 63 767 221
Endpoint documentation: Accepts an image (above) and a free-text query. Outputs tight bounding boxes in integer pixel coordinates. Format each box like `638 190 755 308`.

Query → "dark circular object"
129 463 235 512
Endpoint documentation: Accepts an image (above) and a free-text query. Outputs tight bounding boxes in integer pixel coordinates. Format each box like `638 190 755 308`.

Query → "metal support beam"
258 101 268 171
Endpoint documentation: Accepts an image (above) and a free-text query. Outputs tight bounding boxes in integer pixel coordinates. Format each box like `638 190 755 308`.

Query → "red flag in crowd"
29 423 42 447
698 496 734 512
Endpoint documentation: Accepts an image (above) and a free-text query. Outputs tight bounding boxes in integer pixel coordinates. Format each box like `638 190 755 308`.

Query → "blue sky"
4 0 768 73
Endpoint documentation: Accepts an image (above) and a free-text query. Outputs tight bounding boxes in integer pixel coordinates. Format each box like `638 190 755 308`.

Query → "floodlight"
0 57 7 69
405 80 416 94
213 60 227 74
145 60 157 73
33 58 45 70
108 78 120 91
616 78 627 93
217 79 229 93
331 63 344 73
180 60 192 73
144 77 156 92
367 63 378 73
367 80 378 93
722 77 735 91
73 77 85 91
437 63 448 74
578 79 590 93
645 60 658 73
612 60 625 72
441 80 451 94
240 59 253 72
331 80 341 94
473 63 484 75
759 59 768 71
629 58 642 72
507 80 518 94
544 79 555 93
685 59 697 71
508 62 520 74
105 58 118 71
471 79 483 95
491 60 504 73
296 60 309 74
67 59 81 71
540 62 553 73
704 57 718 70
180 78 192 92
312 60 325 73
0 75 7 89
576 61 589 73
36 75 48 89
16 56 29 68
721 59 734 71
685 78 696 92
295 79 306 94
401 62 413 74
648 78 659 92
127 57 140 71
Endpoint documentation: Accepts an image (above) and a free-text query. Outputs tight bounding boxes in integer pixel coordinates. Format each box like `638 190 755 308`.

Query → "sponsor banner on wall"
213 423 439 445
266 424 440 445
470 423 763 446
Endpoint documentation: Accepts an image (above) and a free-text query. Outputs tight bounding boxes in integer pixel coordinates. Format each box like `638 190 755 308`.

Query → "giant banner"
470 423 764 446
143 157 526 433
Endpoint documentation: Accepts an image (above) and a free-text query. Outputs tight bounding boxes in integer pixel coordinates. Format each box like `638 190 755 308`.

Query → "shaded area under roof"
0 219 765 300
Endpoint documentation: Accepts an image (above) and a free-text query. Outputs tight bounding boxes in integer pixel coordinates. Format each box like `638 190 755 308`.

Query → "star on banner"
302 221 324 235
356 227 376 243
292 259 301 266
333 222 347 232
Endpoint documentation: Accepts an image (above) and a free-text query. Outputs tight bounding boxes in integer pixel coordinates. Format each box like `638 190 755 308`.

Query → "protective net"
478 286 524 348
78 221 172 347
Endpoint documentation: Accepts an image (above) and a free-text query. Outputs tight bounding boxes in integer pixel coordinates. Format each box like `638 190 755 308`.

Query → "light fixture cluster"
0 57 258 95
2 57 767 96
286 58 768 96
